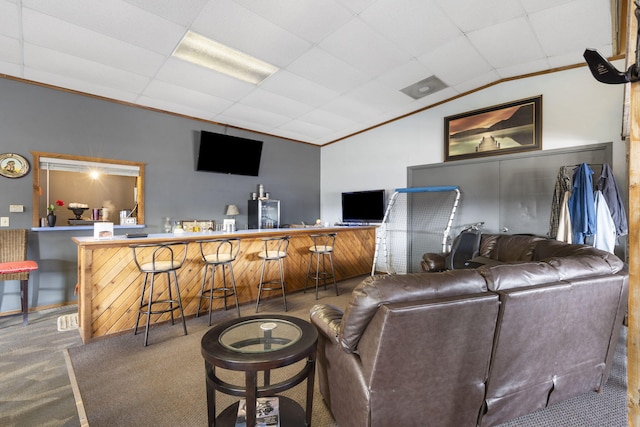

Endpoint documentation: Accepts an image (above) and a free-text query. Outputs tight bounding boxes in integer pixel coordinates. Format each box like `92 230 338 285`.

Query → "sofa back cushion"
339 270 487 352
357 293 500 427
480 274 627 426
479 234 545 262
532 239 625 273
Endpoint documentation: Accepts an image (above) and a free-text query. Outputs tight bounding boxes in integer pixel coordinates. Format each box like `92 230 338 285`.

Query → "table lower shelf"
216 396 306 427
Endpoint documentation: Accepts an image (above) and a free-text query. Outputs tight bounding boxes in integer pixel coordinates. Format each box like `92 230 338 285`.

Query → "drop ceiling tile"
297 108 359 131
0 34 20 64
22 0 186 54
321 95 385 123
155 58 255 102
24 43 150 93
233 0 353 44
496 59 550 79
530 0 611 57
418 36 492 87
0 60 21 76
334 0 378 15
318 17 413 76
121 0 209 26
285 47 370 94
24 67 140 103
359 0 461 57
216 102 291 129
415 86 460 107
192 0 311 68
237 88 314 119
435 0 525 32
142 79 234 113
277 119 332 139
260 70 340 108
451 70 501 95
346 80 415 113
377 60 436 91
136 95 221 121
22 9 166 77
0 1 19 38
468 17 544 69
520 0 574 14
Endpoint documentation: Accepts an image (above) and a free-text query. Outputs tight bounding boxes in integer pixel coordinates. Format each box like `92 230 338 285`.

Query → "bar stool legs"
130 242 188 347
305 233 338 299
196 238 241 325
255 236 290 313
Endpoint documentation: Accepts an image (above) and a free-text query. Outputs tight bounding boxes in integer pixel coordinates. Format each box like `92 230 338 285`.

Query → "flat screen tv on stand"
341 189 385 225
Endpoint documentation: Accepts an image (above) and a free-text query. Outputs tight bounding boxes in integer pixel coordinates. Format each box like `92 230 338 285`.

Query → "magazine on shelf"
235 396 280 427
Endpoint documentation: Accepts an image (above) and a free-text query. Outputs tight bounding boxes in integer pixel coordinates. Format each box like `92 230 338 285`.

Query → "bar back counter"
72 226 375 343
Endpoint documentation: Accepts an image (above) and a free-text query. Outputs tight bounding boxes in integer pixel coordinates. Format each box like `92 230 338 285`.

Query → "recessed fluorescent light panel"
401 75 448 99
172 31 278 85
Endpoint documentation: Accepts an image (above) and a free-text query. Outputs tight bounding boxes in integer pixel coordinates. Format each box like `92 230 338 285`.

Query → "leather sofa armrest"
421 253 447 272
310 304 343 344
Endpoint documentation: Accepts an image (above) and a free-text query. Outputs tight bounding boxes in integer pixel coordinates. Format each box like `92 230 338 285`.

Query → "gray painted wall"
0 78 320 312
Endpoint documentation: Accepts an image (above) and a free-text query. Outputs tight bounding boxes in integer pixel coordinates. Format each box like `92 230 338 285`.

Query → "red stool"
0 229 38 326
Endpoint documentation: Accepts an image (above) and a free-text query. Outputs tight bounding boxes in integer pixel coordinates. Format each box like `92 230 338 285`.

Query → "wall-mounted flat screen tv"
196 131 263 176
341 189 386 223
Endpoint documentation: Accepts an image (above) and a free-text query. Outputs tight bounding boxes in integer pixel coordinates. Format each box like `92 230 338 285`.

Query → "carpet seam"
64 348 90 427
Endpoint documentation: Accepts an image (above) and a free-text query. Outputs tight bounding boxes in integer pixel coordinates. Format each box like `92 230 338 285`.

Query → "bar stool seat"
196 238 241 325
255 236 290 312
130 241 189 346
0 229 38 326
305 233 338 299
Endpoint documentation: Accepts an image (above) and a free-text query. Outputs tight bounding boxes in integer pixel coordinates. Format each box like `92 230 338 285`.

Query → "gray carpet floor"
0 275 629 426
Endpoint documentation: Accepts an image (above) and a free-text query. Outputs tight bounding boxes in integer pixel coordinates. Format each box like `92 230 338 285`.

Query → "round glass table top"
219 318 303 354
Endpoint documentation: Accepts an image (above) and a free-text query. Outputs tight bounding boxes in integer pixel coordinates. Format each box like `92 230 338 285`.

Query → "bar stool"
0 229 38 326
305 233 338 299
255 236 290 313
196 238 241 325
130 241 189 346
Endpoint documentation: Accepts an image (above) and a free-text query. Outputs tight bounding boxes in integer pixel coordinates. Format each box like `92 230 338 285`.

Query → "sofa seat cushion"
339 270 487 352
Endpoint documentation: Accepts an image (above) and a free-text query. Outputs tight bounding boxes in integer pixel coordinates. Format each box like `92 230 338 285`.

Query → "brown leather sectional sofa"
310 234 628 426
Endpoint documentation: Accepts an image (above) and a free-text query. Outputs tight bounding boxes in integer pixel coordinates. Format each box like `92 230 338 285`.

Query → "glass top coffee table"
201 314 318 427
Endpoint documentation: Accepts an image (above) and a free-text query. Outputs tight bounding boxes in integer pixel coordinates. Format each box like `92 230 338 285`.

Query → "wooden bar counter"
72 226 375 343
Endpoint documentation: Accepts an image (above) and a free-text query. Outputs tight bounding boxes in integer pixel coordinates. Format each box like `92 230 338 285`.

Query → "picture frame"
0 153 30 178
444 96 542 162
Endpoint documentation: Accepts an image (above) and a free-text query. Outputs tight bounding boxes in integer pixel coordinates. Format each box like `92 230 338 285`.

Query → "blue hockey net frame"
373 186 460 275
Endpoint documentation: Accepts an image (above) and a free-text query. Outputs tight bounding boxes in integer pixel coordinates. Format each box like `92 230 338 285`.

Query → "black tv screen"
341 189 386 223
196 131 263 176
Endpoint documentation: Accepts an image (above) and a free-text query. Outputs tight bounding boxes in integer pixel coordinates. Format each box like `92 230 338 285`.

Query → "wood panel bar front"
72 226 375 343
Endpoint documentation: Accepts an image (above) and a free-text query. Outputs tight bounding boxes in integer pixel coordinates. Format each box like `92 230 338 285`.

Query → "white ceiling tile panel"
297 108 359 131
21 0 186 54
333 0 378 15
237 88 314 119
260 70 340 108
359 0 462 57
0 34 21 65
192 0 311 68
495 59 550 80
24 43 150 93
24 67 140 102
217 103 291 129
468 17 544 69
22 10 166 77
451 70 501 95
136 95 221 121
0 60 21 76
377 59 436 91
520 0 574 14
435 0 525 32
346 80 415 113
318 18 413 76
321 96 385 123
0 1 20 38
232 0 354 44
415 87 460 107
142 79 234 113
285 47 371 94
154 58 254 102
529 0 612 57
277 119 333 139
122 0 209 26
417 36 492 87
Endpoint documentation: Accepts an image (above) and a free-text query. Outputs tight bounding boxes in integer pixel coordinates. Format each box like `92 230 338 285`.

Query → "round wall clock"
0 153 30 178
